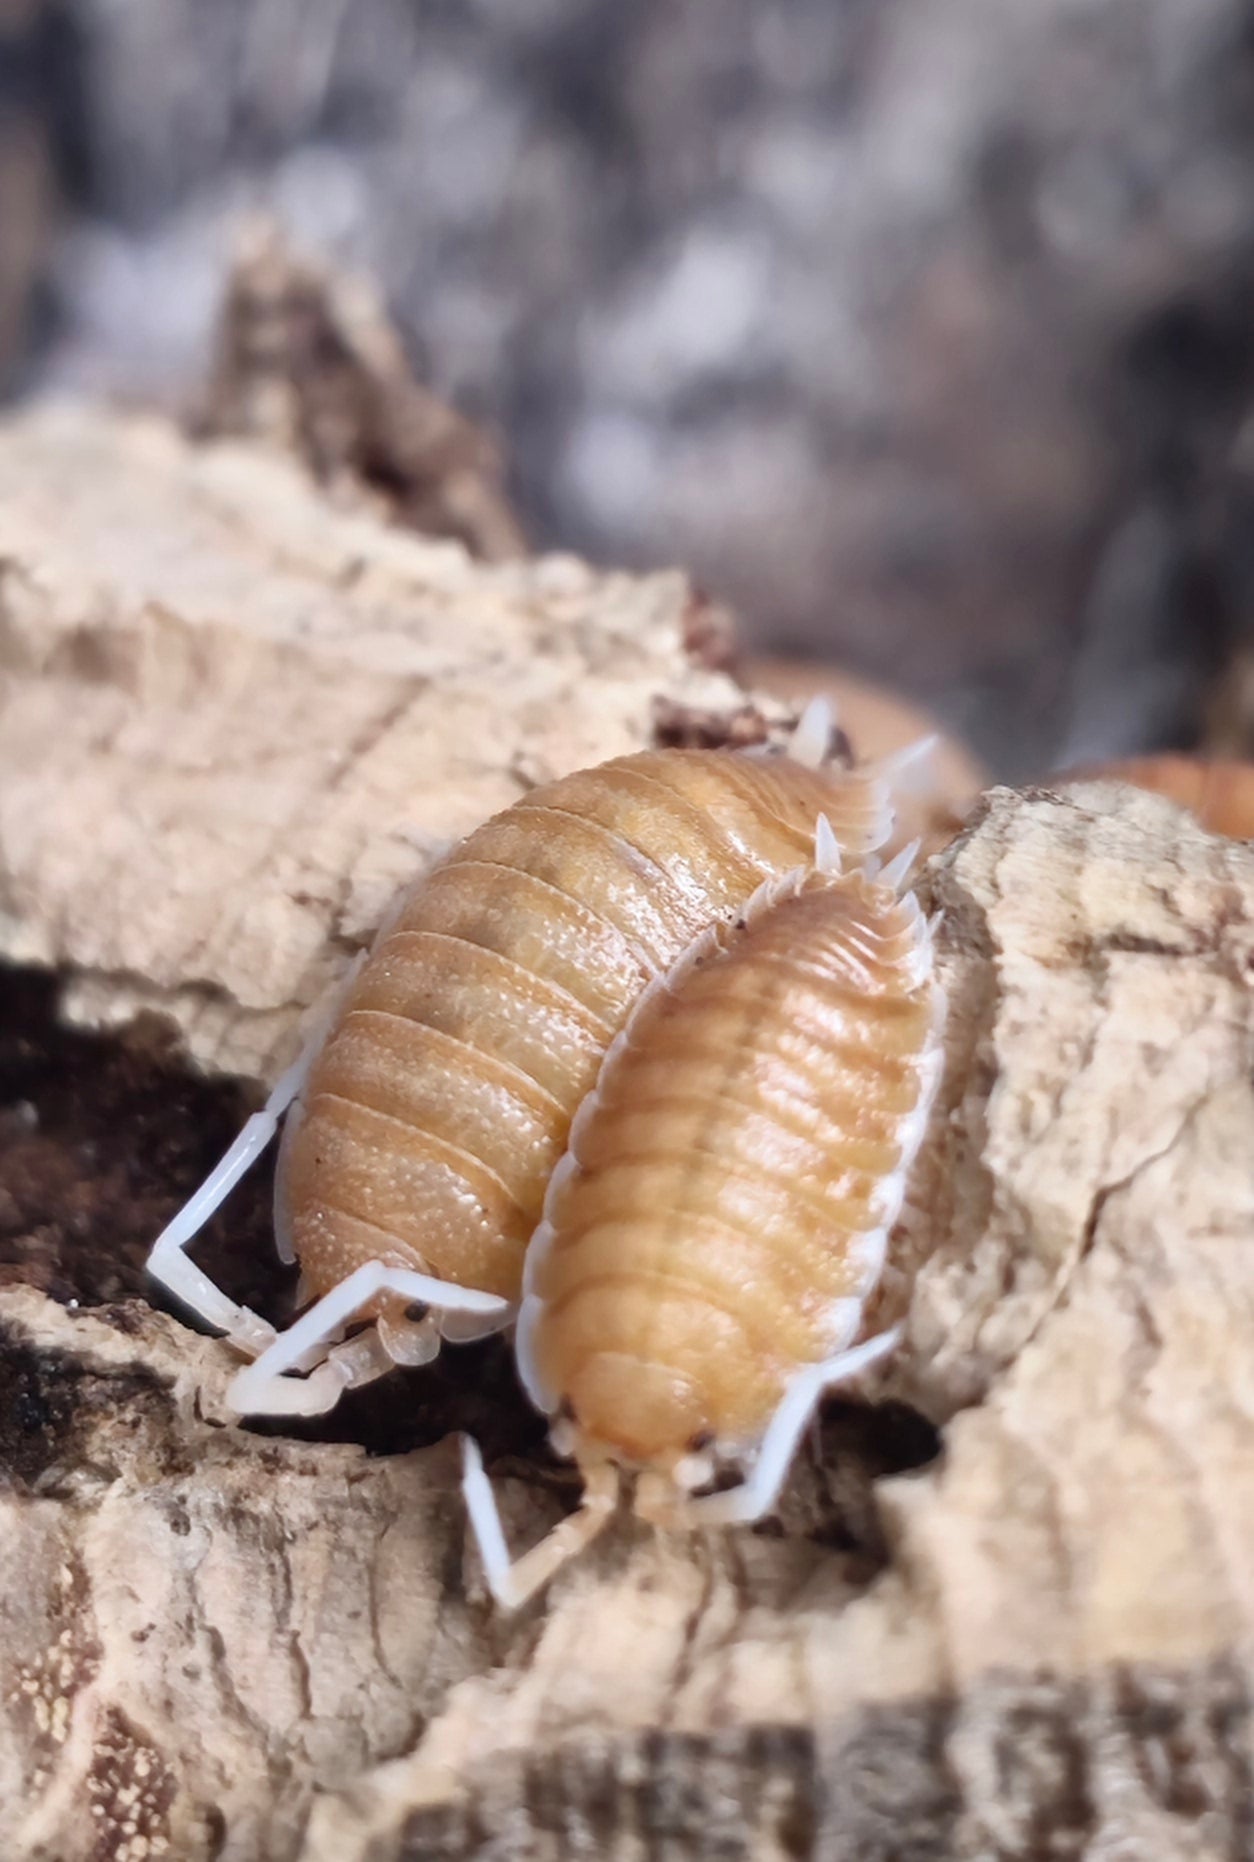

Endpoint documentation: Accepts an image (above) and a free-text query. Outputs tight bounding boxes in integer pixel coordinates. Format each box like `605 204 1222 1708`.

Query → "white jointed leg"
146 954 367 1351
226 1262 513 1417
461 1437 618 1611
637 1328 902 1530
789 695 836 770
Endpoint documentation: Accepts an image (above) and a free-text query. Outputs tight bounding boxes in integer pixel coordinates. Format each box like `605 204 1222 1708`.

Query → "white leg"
637 1328 902 1529
461 1437 618 1610
789 695 836 770
226 1262 513 1417
146 954 366 1349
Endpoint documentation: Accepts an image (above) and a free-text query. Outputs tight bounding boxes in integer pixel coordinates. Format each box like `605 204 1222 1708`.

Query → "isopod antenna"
461 1437 619 1610
145 1007 334 1357
145 953 370 1356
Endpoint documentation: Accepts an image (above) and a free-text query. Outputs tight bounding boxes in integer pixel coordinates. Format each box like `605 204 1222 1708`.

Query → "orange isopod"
146 702 902 1415
461 827 945 1607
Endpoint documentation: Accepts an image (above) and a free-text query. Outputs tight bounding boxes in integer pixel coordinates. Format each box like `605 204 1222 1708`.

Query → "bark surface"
0 401 754 1084
2 405 1253 1860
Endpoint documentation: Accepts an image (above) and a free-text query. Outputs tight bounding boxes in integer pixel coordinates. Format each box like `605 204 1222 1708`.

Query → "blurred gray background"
5 0 1254 775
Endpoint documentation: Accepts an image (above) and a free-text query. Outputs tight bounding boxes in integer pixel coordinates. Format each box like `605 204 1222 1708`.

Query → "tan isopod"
461 824 945 1608
147 701 909 1416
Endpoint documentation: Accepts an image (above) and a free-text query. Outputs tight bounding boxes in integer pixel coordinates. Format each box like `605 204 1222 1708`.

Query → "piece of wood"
0 401 762 1086
4 408 1254 1858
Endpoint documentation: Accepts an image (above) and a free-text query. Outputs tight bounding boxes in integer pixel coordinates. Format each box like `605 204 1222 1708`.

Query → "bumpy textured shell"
517 869 941 1466
1060 755 1254 841
280 749 890 1304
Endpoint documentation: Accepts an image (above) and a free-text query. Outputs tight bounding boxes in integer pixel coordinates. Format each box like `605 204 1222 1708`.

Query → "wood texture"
0 401 764 1085
4 408 1254 1858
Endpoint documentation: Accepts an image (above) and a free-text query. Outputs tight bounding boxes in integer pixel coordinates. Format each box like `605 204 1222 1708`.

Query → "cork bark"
0 400 758 1084
3 405 1254 1859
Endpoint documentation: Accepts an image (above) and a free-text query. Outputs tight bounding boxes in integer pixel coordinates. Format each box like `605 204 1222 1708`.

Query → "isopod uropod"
461 822 944 1608
146 700 910 1416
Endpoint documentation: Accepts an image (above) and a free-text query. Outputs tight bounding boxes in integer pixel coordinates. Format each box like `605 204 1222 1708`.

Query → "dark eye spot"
686 1429 714 1452
405 1301 429 1323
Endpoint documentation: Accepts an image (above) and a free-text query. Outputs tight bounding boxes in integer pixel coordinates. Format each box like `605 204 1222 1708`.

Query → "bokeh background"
5 0 1254 775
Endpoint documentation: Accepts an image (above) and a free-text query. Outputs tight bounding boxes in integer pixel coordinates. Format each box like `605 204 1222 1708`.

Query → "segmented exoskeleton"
147 701 903 1416
462 825 944 1608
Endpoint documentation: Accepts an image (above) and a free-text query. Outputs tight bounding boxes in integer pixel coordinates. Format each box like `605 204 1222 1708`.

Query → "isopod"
461 823 944 1608
147 700 908 1416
